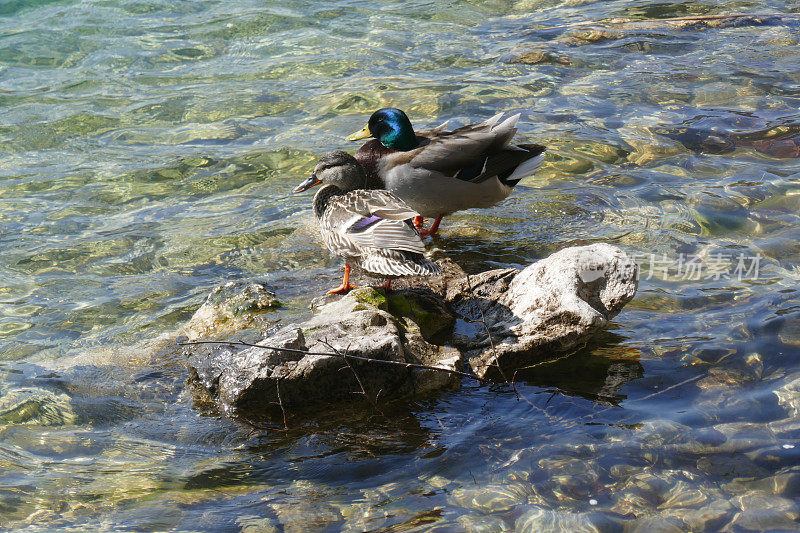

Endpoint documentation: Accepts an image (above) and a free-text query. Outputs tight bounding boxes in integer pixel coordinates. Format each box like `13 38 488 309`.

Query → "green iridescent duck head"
346 107 418 151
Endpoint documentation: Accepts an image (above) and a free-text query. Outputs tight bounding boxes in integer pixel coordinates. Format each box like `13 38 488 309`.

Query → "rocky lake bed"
2 0 800 530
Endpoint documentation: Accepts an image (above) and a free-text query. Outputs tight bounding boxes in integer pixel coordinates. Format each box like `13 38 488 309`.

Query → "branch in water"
179 339 487 383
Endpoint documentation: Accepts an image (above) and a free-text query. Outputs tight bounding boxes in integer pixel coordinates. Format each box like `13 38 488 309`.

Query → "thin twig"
179 339 487 382
511 352 574 380
276 378 288 430
465 274 519 400
321 339 385 416
573 351 734 424
624 373 703 405
346 351 385 413
460 274 572 426
234 414 289 433
181 335 717 432
462 277 588 426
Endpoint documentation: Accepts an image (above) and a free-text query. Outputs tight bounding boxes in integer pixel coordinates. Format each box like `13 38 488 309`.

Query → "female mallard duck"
346 108 546 237
293 151 440 295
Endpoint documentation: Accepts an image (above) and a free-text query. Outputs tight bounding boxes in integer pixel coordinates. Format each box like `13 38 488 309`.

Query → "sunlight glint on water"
1 0 800 530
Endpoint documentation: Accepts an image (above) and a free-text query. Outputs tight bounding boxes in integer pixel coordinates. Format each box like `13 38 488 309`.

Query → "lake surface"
2 0 800 530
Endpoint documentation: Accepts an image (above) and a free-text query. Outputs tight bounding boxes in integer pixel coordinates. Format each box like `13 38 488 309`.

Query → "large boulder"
187 286 459 414
184 244 638 415
447 243 638 378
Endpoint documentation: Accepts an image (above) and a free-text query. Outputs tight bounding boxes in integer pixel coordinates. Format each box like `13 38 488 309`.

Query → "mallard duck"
346 108 546 237
293 151 440 295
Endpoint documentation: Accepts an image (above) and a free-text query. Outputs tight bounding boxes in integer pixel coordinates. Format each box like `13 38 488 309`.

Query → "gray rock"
656 481 708 511
696 454 769 480
728 491 800 531
680 422 776 455
635 420 694 447
774 374 800 418
268 496 343 532
184 244 638 413
455 514 509 532
609 464 641 481
447 244 638 379
0 386 76 427
237 515 279 533
751 467 800 498
182 280 280 341
616 472 673 508
187 287 455 413
662 498 733 531
732 491 800 516
751 445 800 470
628 516 686 533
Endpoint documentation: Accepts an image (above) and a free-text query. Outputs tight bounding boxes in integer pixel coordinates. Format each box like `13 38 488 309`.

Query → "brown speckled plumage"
302 152 440 280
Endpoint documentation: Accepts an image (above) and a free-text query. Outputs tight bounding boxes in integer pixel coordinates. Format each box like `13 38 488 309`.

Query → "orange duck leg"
417 214 444 238
326 264 355 295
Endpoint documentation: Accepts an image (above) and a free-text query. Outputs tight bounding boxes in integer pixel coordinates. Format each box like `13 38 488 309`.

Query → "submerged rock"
449 482 532 513
728 492 800 531
515 506 628 532
676 499 734 532
0 386 76 427
184 244 638 415
774 374 800 418
182 280 280 341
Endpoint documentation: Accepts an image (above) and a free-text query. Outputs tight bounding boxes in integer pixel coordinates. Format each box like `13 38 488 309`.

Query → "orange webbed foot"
326 283 355 295
326 264 354 295
417 214 444 238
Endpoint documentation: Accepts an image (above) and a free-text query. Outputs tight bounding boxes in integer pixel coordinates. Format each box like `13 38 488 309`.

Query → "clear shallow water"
2 0 800 530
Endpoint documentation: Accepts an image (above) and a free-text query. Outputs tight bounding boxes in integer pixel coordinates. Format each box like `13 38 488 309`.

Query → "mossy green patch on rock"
388 292 454 341
387 293 412 316
352 288 389 311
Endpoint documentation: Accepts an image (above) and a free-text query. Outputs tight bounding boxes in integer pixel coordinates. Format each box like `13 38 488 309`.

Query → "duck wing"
409 114 519 171
323 190 424 254
402 114 544 184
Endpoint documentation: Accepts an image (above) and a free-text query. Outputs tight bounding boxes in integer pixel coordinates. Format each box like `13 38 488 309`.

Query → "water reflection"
512 332 643 405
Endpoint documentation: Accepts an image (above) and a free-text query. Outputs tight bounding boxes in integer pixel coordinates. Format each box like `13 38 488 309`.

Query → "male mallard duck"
293 151 440 295
346 108 546 237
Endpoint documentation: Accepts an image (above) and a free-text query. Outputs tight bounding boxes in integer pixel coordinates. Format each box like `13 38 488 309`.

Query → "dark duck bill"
292 175 322 193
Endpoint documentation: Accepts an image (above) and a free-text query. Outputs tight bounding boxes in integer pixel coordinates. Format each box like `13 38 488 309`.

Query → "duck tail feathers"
491 113 521 147
431 119 451 133
483 112 504 128
501 147 546 187
517 143 546 156
361 253 441 277
495 113 521 132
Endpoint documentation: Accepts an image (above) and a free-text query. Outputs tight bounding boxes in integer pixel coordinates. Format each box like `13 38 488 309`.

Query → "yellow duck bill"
345 125 372 141
292 175 322 193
